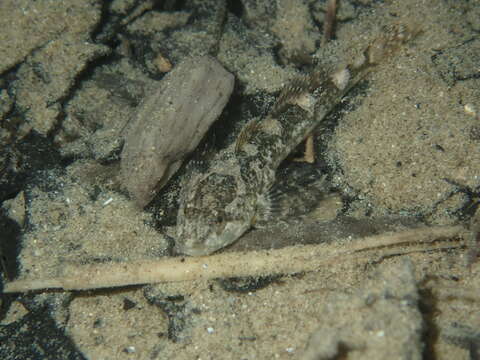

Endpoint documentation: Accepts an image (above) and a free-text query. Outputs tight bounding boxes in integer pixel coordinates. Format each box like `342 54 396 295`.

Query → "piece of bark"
121 56 234 207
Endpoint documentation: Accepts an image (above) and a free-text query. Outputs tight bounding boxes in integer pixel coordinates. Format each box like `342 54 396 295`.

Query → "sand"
1 0 479 359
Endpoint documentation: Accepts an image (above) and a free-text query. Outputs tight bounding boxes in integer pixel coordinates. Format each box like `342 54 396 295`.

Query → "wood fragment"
296 0 338 163
322 0 337 46
154 53 172 73
120 0 154 26
293 134 315 163
3 225 466 293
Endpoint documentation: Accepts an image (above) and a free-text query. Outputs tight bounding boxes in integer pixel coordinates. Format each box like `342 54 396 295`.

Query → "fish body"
176 24 417 255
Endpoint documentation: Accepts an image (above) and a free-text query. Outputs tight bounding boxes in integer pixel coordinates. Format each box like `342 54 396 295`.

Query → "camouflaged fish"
176 24 418 256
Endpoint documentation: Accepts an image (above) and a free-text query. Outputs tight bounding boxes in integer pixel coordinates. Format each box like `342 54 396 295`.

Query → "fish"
176 24 419 256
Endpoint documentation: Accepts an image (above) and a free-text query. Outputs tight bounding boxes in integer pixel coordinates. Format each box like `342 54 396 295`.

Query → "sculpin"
176 24 418 255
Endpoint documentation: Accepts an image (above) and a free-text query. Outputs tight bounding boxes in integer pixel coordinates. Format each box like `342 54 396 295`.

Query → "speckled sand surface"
1 0 479 359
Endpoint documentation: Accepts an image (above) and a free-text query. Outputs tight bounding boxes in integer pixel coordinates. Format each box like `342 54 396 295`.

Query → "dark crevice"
90 0 119 44
417 286 440 360
216 275 284 293
0 300 85 359
0 131 64 203
442 178 480 221
143 286 192 343
0 208 22 283
226 0 244 17
153 0 187 12
47 50 118 141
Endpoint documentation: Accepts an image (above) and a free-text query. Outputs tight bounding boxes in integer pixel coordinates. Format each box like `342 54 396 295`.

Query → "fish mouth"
175 221 251 256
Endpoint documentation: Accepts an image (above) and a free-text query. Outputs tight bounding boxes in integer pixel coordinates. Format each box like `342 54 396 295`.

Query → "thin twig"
3 225 466 293
432 286 480 302
295 0 338 164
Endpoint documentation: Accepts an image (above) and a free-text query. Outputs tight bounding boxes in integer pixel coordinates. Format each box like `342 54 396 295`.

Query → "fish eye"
215 216 227 235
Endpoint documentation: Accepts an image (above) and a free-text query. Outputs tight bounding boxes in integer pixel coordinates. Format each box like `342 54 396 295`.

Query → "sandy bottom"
1 0 479 359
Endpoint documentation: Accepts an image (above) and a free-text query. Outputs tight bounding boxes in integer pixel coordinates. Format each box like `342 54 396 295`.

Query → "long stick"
3 225 465 293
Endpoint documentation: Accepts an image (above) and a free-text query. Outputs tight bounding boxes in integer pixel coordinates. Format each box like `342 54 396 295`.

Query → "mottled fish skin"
176 24 418 256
